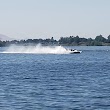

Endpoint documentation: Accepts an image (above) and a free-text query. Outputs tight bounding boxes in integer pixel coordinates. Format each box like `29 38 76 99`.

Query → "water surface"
0 46 110 110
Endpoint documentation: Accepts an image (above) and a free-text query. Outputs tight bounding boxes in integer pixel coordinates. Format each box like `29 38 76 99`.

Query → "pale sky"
0 0 110 40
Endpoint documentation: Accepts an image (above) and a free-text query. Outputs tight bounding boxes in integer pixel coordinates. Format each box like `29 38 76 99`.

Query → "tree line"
1 35 110 47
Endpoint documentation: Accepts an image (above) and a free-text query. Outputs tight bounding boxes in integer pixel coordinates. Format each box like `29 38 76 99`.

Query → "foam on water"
1 44 70 54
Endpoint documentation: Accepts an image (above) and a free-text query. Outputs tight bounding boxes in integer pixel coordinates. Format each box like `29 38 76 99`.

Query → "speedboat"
67 49 82 54
70 49 82 54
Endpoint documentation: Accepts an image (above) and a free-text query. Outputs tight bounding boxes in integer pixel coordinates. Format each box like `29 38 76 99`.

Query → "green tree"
107 35 110 42
95 35 106 42
74 36 80 43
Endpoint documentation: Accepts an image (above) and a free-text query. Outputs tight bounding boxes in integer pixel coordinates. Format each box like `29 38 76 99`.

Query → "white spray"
2 44 70 54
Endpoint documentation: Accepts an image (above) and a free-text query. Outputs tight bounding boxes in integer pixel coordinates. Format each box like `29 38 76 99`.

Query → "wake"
1 44 70 54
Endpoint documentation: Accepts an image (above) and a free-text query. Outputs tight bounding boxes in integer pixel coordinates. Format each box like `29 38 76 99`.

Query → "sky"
0 0 110 40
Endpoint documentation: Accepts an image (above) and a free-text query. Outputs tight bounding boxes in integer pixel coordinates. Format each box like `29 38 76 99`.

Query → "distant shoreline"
1 35 110 47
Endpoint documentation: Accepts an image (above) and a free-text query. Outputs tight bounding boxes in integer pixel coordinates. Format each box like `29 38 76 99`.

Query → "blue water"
0 46 110 110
